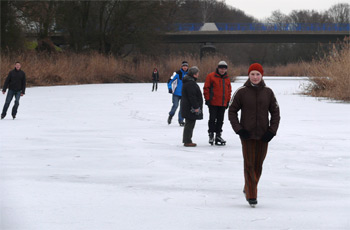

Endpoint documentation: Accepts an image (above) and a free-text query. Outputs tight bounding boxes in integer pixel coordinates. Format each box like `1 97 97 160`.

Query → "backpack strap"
176 70 183 80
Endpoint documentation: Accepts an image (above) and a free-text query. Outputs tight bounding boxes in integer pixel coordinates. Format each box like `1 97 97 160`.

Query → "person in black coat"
181 66 203 147
152 68 159 92
1 62 26 119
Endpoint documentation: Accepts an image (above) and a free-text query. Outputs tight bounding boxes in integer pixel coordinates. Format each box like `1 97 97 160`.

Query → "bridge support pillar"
200 42 216 59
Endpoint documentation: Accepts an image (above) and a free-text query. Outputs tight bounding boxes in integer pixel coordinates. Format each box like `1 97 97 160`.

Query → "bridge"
163 23 350 43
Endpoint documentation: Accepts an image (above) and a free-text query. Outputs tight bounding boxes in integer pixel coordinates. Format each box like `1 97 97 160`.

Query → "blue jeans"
169 94 183 122
1 90 21 117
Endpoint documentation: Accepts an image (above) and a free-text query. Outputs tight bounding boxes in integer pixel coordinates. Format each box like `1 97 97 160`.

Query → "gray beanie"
218 60 228 68
188 66 200 76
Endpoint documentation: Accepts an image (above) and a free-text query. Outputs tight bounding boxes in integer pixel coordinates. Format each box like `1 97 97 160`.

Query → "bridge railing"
172 23 204 31
172 23 350 32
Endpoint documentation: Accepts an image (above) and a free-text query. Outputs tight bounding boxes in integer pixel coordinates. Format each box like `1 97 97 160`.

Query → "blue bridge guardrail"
172 23 204 31
172 23 350 32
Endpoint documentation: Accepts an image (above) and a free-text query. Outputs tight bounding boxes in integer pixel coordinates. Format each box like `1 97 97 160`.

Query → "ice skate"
167 115 173 125
248 199 257 207
209 132 214 145
215 133 226 146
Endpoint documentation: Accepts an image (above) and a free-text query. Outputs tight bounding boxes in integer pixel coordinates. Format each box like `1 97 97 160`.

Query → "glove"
168 88 172 94
205 100 210 106
261 131 275 142
237 129 250 140
190 107 202 115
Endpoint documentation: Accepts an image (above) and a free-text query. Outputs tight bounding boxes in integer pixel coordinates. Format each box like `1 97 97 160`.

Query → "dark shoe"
12 115 16 120
1 114 5 119
167 115 173 125
184 143 197 147
179 121 185 126
248 199 257 206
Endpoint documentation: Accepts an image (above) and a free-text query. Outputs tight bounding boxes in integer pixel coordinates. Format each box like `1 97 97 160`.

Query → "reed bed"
2 47 349 102
303 40 350 101
1 52 237 86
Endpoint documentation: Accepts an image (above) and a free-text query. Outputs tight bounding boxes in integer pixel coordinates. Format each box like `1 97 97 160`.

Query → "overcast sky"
224 0 346 20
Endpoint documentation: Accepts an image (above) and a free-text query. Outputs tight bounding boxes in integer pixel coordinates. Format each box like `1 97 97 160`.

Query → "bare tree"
326 3 350 23
199 0 216 23
266 10 288 24
1 1 26 51
56 1 91 51
15 1 58 39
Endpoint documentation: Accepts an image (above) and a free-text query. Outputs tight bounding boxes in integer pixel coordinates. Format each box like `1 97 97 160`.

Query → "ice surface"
1 77 349 230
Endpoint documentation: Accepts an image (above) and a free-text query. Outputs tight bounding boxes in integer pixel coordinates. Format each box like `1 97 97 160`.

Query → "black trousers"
152 81 158 91
208 105 226 134
183 119 196 143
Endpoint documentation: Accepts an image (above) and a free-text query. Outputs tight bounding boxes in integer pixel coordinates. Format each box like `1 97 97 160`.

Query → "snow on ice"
1 77 349 230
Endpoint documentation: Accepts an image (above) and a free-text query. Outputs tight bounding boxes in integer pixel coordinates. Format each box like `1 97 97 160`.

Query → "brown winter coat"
228 79 280 140
203 70 232 107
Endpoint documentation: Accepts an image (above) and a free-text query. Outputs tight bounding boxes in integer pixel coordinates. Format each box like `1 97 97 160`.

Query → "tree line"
1 0 349 65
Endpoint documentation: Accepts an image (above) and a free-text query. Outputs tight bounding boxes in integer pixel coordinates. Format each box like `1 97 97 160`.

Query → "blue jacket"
168 69 187 96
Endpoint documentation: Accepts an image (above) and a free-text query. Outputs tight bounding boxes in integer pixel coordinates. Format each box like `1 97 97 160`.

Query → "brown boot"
184 143 197 147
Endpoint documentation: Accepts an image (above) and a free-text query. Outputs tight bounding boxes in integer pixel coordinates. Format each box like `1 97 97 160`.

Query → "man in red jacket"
203 61 232 145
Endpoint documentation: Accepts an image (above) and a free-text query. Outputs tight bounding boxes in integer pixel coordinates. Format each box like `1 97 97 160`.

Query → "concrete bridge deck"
163 31 349 43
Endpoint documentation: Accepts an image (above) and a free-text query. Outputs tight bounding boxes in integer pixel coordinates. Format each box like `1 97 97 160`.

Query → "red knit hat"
248 63 264 76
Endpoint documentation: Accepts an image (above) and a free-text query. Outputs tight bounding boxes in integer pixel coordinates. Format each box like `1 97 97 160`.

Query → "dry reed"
303 40 350 101
2 50 340 90
1 52 239 86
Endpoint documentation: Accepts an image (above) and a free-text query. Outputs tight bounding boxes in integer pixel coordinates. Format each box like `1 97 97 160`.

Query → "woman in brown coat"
228 63 280 207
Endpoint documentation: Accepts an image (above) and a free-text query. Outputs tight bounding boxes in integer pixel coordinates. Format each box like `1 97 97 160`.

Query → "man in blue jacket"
167 61 188 126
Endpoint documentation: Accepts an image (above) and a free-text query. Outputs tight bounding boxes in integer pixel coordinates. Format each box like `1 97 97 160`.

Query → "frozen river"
1 77 349 229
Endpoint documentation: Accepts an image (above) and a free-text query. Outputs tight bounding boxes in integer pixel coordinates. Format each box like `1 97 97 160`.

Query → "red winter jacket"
203 70 232 107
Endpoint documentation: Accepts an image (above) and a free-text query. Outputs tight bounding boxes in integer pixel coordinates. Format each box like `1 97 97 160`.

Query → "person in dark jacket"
181 66 203 147
152 68 159 92
1 62 26 119
228 63 280 207
203 61 232 145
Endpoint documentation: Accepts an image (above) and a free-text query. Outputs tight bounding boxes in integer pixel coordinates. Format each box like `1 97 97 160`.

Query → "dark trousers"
208 105 226 134
2 90 21 117
241 139 268 200
152 81 158 91
183 119 196 143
